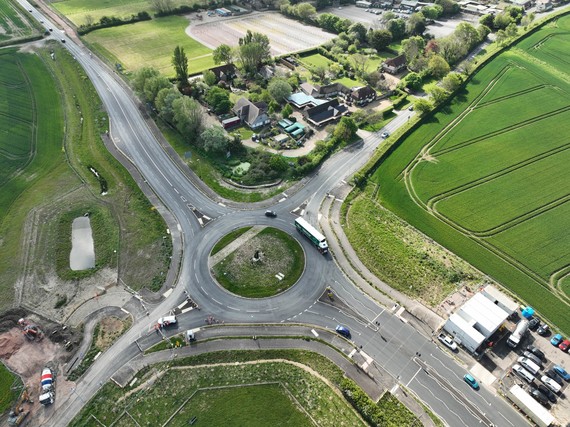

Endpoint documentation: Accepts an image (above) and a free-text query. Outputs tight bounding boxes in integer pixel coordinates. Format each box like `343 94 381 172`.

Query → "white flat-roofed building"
481 284 518 315
444 289 510 353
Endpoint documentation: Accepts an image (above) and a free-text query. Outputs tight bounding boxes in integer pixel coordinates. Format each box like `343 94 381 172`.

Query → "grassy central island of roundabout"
211 226 305 298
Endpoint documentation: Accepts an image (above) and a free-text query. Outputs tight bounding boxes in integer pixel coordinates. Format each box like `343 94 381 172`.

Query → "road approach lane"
19 4 528 427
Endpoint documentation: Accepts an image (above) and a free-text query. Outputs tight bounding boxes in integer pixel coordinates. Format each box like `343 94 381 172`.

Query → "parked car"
463 374 479 390
551 333 563 346
537 384 557 403
529 317 541 331
381 131 390 139
335 325 351 338
512 364 535 383
264 210 277 218
523 351 542 366
541 375 562 393
559 339 570 352
553 365 570 381
526 345 545 360
517 357 540 375
537 323 550 336
438 333 457 351
529 387 549 406
545 369 564 386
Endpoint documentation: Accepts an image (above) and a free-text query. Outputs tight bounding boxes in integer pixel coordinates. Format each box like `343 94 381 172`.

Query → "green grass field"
83 16 214 75
52 0 196 26
69 354 366 427
174 384 313 427
0 1 35 42
355 13 570 333
0 363 22 415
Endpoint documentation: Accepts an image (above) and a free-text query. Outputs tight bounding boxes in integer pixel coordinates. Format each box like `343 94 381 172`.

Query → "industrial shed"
444 291 510 352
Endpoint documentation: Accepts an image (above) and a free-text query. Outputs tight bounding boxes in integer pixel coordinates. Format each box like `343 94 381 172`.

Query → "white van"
512 364 535 383
517 357 540 375
157 315 177 328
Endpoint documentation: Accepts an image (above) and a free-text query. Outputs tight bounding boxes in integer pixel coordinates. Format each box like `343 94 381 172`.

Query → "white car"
438 333 457 351
381 131 390 139
541 375 562 393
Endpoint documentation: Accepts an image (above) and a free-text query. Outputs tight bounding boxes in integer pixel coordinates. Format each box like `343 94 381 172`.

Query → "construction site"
0 309 80 426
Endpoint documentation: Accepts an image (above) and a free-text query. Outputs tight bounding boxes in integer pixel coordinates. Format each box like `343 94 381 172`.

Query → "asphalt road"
19 3 529 426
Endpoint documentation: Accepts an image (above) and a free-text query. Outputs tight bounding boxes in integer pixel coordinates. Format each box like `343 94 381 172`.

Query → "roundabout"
210 226 305 298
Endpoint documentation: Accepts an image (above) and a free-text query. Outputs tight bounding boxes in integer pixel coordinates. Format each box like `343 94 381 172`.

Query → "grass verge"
0 363 22 415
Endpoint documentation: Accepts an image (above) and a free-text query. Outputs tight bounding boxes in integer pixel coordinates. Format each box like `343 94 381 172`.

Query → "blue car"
335 325 351 339
553 365 570 381
551 333 563 346
463 374 480 390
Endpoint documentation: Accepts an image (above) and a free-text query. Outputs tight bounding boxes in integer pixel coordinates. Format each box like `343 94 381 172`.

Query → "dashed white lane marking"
311 329 319 337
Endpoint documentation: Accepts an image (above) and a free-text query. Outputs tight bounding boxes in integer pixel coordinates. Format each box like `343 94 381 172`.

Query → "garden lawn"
83 16 214 75
353 14 570 334
299 52 332 68
52 0 197 26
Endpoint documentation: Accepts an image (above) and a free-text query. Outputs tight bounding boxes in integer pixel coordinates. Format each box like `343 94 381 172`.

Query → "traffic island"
210 226 305 298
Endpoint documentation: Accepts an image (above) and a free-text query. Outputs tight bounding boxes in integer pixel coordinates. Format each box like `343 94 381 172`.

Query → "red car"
559 339 570 352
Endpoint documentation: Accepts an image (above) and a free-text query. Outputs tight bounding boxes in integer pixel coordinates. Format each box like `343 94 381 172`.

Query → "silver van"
517 357 541 375
513 364 535 383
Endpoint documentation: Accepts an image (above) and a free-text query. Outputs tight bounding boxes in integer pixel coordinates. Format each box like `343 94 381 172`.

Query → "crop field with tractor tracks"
353 13 570 334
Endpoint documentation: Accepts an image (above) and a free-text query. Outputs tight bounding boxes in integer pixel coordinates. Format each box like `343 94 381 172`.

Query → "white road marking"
311 329 319 337
211 298 222 305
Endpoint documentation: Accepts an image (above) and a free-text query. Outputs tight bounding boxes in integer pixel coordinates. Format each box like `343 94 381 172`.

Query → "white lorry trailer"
294 218 328 254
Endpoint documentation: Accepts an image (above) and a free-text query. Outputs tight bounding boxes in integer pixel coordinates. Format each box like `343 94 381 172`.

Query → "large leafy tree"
172 46 189 87
172 97 204 143
206 87 231 114
238 31 271 73
155 87 182 124
144 75 171 104
133 67 160 95
268 78 292 103
213 44 233 65
367 29 392 52
428 54 450 79
200 126 228 153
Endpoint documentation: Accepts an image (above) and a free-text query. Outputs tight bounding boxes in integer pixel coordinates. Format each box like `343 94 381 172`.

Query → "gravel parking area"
188 12 336 56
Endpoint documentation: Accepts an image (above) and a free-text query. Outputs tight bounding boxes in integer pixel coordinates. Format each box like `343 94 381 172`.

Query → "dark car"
530 387 549 406
537 323 550 336
537 384 557 403
526 345 546 361
264 210 277 217
529 317 541 331
545 369 564 386
60 38 66 43
335 325 351 338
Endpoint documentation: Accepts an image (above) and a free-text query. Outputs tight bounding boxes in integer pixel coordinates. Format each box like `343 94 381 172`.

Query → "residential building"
209 64 237 83
382 55 407 74
300 82 350 99
232 98 271 129
350 86 377 106
303 99 348 127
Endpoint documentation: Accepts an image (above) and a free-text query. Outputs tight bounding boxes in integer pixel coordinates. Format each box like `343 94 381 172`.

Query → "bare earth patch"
188 12 336 56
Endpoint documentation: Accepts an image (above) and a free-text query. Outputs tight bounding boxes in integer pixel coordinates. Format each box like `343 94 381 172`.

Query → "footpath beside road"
111 325 436 427
319 185 445 335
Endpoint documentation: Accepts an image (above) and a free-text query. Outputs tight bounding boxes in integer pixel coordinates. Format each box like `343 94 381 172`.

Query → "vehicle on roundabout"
335 325 351 339
264 210 277 217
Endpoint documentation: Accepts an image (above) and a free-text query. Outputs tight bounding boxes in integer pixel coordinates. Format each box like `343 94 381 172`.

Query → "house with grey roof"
232 97 271 129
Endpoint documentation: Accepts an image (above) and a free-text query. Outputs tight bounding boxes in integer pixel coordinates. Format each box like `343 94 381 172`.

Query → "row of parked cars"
528 315 570 352
512 344 570 406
